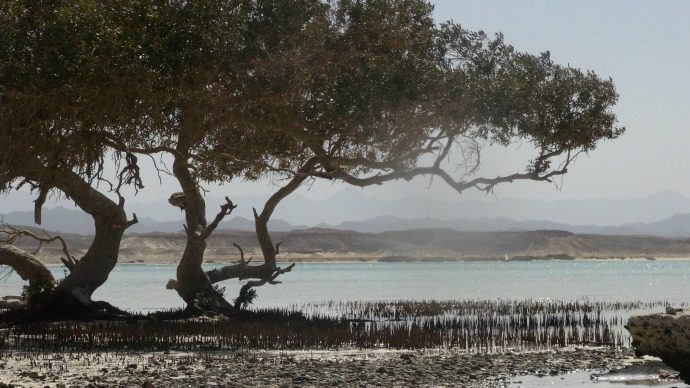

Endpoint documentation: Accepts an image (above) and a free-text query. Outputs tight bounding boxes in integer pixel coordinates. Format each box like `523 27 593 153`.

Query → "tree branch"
0 245 55 285
0 224 78 271
202 197 237 239
116 152 145 195
233 242 252 265
102 134 177 156
33 184 49 225
126 213 139 229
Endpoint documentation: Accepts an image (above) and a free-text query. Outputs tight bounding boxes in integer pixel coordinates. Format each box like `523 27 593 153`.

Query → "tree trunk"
171 147 233 314
168 139 315 314
51 209 127 312
199 159 317 303
22 167 131 316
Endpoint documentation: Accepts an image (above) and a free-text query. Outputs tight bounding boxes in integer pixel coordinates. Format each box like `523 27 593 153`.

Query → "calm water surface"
2 260 688 311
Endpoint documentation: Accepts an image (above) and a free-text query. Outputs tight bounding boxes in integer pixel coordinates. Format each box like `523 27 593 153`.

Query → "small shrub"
22 281 55 307
233 286 257 310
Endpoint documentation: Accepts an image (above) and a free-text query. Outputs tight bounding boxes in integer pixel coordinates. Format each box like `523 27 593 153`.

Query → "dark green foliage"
1 0 623 188
233 286 258 310
21 280 55 308
192 284 227 311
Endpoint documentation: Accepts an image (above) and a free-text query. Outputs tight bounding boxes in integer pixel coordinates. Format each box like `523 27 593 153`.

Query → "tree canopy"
0 0 623 317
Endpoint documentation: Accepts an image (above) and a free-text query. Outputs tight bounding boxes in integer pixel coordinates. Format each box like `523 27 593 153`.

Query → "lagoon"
2 260 688 311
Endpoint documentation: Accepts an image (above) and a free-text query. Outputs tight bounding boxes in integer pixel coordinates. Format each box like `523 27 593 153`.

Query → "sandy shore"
116 256 690 265
0 347 676 387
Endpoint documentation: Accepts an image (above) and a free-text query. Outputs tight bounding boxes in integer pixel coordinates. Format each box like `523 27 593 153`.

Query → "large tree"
198 0 624 310
160 0 623 313
1 0 622 318
0 0 159 316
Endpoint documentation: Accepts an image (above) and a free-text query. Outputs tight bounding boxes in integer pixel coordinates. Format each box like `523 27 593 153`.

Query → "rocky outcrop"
627 308 690 383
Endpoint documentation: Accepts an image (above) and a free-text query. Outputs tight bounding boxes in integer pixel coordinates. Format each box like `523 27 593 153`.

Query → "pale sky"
2 0 690 213
422 0 690 201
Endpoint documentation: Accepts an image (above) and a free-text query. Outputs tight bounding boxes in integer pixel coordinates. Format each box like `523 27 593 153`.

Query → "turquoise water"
2 260 688 311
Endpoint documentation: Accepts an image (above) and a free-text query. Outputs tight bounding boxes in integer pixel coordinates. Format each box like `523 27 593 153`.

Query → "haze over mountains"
4 190 690 238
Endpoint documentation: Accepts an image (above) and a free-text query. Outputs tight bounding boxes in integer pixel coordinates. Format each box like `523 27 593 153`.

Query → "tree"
0 1 156 316
0 0 321 316
161 0 623 313
1 0 623 318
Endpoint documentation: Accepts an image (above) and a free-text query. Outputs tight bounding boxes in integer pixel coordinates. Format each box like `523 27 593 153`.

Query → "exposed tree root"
0 232 129 322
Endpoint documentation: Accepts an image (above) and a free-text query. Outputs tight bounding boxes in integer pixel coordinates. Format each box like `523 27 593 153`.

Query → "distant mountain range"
6 189 690 228
0 206 305 235
17 228 690 265
319 214 690 237
5 204 690 238
162 189 690 227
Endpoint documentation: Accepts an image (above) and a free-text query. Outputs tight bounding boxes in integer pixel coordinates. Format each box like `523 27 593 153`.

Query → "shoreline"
29 255 690 266
69 256 690 265
1 346 669 387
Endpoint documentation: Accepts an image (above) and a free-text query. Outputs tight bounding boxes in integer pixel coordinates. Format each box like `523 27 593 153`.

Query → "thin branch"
102 134 177 156
202 197 237 239
433 134 456 168
126 213 139 229
233 242 252 265
33 184 49 225
146 153 165 185
116 152 144 195
0 224 78 271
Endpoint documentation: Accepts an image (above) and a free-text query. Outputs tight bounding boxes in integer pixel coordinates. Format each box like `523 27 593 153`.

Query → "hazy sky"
2 0 690 212
423 0 690 201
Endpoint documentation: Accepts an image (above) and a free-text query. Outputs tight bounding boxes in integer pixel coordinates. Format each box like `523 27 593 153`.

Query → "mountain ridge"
5 190 690 227
11 227 690 265
5 206 690 238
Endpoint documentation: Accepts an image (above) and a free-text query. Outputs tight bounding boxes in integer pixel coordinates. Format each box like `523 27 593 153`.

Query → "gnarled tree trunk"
168 150 315 315
186 159 317 310
21 166 135 316
169 138 235 314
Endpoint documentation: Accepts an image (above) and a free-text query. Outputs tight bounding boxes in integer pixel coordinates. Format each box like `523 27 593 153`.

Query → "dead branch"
126 213 139 228
0 245 55 284
116 152 144 195
241 263 296 288
203 242 294 288
0 224 78 271
232 243 252 265
202 197 237 239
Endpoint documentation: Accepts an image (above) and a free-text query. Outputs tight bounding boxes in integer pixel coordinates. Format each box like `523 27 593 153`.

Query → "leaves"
0 0 623 198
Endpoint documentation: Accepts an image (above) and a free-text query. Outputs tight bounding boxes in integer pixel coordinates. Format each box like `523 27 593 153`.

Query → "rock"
665 306 683 315
627 308 690 383
20 371 41 379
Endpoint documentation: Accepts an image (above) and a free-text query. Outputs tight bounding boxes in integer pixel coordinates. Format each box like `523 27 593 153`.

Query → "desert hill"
10 228 690 264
